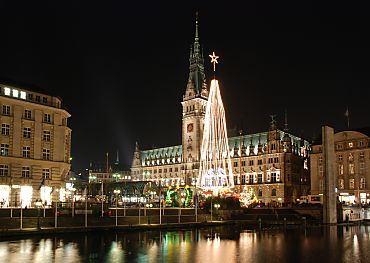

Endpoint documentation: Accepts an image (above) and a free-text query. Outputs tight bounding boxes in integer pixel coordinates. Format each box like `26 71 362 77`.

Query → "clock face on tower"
187 123 193 133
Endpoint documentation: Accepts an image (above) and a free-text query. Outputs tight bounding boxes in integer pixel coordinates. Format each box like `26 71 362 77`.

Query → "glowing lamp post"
113 189 120 226
35 199 43 229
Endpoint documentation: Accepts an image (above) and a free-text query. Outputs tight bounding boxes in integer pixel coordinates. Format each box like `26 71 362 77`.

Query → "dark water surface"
0 225 369 263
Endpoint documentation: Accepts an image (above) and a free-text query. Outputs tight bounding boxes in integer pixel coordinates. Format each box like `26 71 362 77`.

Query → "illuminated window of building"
271 172 277 183
1 124 10 135
20 91 26 99
246 174 250 184
23 127 31 139
318 156 323 165
349 163 355 174
12 89 19 98
253 173 257 183
22 167 30 178
44 113 51 123
233 161 238 167
276 172 281 182
4 87 11 96
23 146 30 158
271 144 276 150
249 160 254 166
42 148 50 160
2 105 10 115
23 110 32 120
0 144 9 156
338 179 344 189
266 172 270 182
43 130 51 141
257 159 262 165
271 188 276 196
338 164 344 175
0 165 9 177
348 142 353 148
360 178 366 189
358 141 364 147
349 179 355 189
274 157 279 163
42 168 50 179
242 160 246 166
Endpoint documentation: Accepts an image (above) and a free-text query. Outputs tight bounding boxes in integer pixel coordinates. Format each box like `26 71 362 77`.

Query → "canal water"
0 225 369 263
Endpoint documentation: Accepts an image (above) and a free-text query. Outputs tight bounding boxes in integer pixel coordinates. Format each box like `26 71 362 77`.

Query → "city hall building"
131 19 310 204
0 82 71 207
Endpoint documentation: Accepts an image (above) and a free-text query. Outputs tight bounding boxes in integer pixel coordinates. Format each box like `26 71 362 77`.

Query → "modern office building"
130 18 310 205
310 128 370 204
0 82 71 207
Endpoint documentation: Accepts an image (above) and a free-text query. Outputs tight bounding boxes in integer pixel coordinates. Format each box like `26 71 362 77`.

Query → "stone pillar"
322 126 337 224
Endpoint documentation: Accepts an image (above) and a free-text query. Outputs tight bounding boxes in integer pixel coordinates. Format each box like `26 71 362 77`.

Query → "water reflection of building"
311 128 370 204
0 82 71 207
130 17 310 204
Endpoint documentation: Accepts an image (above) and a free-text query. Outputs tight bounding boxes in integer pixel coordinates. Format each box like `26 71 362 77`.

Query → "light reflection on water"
0 225 369 263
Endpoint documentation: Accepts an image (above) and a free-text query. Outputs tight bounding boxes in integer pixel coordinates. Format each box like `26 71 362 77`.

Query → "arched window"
272 188 276 196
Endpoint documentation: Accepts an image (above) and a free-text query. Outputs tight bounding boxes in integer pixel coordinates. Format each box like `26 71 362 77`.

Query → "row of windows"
0 144 51 160
150 167 180 174
234 172 281 184
233 158 279 167
185 105 206 113
0 165 50 179
1 105 53 123
338 178 366 189
1 124 52 141
1 86 50 104
319 152 366 164
336 140 366 150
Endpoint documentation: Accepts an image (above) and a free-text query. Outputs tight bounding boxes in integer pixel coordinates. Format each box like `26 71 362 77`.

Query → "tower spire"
194 11 200 56
284 109 289 132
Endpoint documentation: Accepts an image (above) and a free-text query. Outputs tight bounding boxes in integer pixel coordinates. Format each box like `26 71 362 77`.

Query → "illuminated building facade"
0 83 71 207
130 18 310 204
310 128 370 204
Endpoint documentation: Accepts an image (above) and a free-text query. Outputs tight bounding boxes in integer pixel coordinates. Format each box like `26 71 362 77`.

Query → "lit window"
12 89 19 98
338 164 344 175
349 179 355 189
4 87 11 96
23 146 30 158
0 165 9 177
0 144 9 156
22 167 30 178
348 142 353 148
1 124 10 135
349 163 355 174
360 178 366 189
20 91 26 99
338 179 344 189
271 172 277 183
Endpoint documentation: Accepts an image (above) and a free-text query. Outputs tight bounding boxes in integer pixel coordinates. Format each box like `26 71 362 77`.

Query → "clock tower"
181 14 208 171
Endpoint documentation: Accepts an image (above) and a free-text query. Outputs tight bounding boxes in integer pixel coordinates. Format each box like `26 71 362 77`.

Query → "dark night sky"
0 1 369 172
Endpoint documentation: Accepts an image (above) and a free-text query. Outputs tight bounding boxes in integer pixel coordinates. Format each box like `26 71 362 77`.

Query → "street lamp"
113 189 120 226
35 199 43 229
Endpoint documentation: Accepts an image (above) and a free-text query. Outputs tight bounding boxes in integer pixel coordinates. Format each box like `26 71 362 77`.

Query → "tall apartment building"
130 17 310 205
310 128 370 204
0 82 71 207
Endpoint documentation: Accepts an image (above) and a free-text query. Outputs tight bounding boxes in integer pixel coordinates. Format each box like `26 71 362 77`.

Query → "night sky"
0 1 369 172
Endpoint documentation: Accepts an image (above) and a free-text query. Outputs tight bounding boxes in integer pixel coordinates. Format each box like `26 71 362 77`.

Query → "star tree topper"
209 51 219 72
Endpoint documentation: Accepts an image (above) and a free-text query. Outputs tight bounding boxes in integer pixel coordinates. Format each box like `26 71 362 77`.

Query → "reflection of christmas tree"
239 186 258 207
